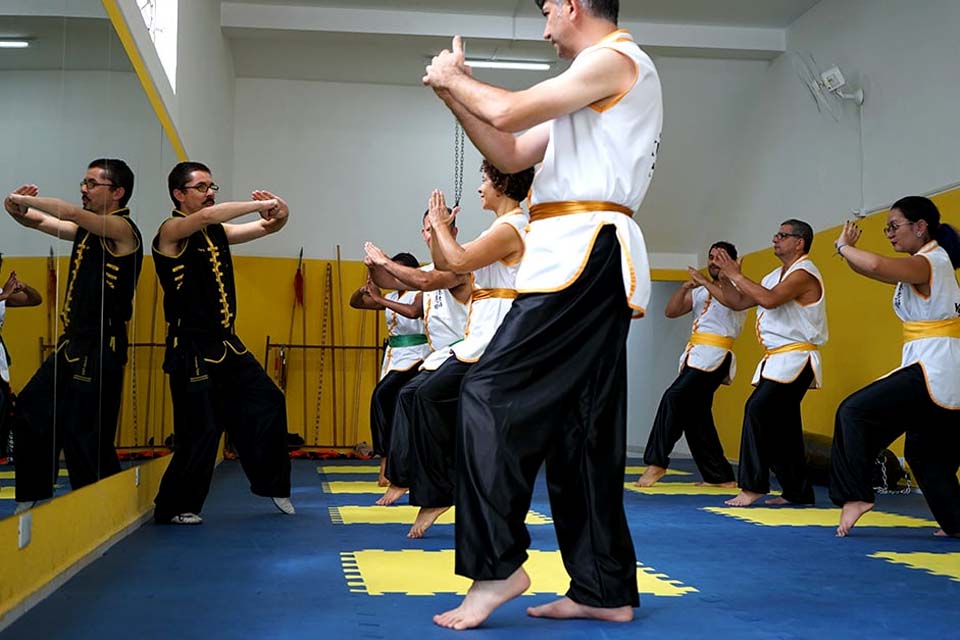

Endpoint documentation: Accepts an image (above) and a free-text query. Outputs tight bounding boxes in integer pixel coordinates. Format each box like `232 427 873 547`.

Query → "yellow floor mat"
0 470 69 480
341 549 697 597
869 552 960 582
625 482 752 496
319 465 691 476
329 505 551 525
318 465 379 474
703 507 937 528
0 487 13 499
322 480 403 494
624 466 691 476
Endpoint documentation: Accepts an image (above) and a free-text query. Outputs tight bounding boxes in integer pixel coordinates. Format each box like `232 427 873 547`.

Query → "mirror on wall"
0 2 176 519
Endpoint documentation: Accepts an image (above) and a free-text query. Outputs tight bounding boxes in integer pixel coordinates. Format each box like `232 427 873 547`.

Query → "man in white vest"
698 220 827 508
423 0 662 630
637 242 746 488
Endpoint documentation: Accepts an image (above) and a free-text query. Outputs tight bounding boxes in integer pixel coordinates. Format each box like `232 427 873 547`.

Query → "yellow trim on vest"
903 318 960 342
471 288 518 301
765 342 818 356
688 332 734 350
529 201 633 222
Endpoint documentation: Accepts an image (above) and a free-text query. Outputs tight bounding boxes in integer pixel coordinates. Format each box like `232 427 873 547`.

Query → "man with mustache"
4 159 142 512
152 161 294 525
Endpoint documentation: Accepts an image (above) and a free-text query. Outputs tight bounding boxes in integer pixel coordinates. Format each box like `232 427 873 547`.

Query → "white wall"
232 53 771 262
707 0 960 253
625 281 693 454
233 77 488 261
0 70 175 257
175 0 236 191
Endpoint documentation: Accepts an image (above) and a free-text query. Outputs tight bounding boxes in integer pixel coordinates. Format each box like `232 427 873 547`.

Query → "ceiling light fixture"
465 59 550 71
0 40 30 49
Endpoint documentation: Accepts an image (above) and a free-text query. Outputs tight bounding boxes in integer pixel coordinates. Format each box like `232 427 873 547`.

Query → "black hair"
709 241 738 261
481 160 535 203
422 208 456 229
892 196 960 268
535 0 618 23
167 161 212 208
89 158 134 207
782 219 814 254
391 252 420 269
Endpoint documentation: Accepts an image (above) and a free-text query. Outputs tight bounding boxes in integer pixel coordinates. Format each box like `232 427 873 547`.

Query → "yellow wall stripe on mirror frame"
101 0 188 163
710 190 960 465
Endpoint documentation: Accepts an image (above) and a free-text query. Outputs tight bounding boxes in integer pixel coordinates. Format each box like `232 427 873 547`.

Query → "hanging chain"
129 344 140 447
874 453 912 495
453 121 465 206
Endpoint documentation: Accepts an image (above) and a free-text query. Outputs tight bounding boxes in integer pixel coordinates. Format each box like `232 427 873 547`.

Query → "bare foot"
433 567 531 630
724 490 764 507
764 497 793 506
934 529 960 538
527 597 634 622
836 501 874 537
696 480 738 488
378 458 389 488
635 465 666 487
408 506 451 539
376 485 407 506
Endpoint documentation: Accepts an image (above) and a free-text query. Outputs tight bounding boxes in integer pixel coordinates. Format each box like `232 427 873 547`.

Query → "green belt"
389 334 428 348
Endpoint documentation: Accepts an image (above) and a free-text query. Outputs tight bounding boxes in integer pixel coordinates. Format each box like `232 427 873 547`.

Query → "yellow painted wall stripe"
101 0 188 162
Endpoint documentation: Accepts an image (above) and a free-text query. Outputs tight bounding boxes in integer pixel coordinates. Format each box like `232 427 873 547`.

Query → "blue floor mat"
3 458 959 639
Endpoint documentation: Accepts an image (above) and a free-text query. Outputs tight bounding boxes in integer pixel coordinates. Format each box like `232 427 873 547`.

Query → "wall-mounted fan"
792 52 864 122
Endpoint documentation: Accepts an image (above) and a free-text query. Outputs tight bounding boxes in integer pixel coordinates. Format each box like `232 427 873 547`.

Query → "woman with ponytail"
829 196 960 538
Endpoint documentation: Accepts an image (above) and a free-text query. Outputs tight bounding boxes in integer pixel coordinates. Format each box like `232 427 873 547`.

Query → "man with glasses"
3 159 142 512
637 242 746 488
152 161 294 525
696 220 827 507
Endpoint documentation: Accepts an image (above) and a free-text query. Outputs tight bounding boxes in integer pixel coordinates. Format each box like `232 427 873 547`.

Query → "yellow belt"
688 332 735 350
471 288 518 301
903 318 960 343
765 342 818 356
529 200 634 223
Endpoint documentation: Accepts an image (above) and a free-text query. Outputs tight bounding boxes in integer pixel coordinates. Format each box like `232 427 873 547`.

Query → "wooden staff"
335 245 346 446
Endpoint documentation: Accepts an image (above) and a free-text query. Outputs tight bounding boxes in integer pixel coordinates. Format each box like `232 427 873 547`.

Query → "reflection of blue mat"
5 459 959 639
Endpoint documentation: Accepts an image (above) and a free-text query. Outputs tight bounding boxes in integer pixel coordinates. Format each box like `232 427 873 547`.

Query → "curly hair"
481 160 535 203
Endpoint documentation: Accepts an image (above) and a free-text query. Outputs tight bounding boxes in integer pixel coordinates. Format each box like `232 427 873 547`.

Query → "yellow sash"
688 332 735 350
765 342 818 356
471 288 518 301
903 318 960 343
529 201 634 223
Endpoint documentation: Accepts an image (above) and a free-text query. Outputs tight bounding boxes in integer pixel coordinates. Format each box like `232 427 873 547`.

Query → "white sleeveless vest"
680 285 746 384
419 265 468 371
891 242 960 408
379 290 431 379
516 30 663 316
752 257 828 388
453 211 528 363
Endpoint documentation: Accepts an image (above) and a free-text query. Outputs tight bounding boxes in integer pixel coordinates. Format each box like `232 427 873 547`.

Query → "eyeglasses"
773 232 802 241
80 179 116 190
180 182 220 194
883 220 915 234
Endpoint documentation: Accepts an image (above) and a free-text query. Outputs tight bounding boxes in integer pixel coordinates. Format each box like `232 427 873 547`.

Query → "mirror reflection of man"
4 159 143 513
0 253 44 461
152 161 294 525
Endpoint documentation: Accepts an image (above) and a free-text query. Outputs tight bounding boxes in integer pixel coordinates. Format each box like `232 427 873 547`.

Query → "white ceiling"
0 16 131 72
223 0 822 85
225 0 822 28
